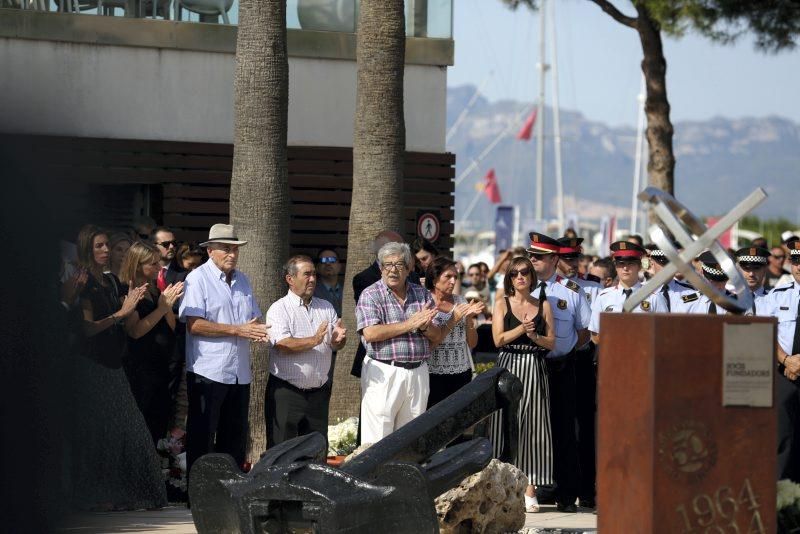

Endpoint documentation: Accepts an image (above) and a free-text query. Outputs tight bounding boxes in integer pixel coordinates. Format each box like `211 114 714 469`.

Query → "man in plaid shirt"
356 241 445 443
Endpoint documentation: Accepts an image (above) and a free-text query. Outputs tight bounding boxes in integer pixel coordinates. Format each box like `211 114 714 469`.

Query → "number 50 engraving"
675 479 764 533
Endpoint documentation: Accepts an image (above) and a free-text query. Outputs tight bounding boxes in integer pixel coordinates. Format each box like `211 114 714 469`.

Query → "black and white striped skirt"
488 348 553 486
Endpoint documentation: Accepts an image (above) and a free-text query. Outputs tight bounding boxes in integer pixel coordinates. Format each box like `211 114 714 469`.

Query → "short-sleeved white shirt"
589 282 668 334
266 291 338 389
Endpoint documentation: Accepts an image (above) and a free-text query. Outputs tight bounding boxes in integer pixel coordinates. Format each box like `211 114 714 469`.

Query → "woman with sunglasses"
425 257 485 408
73 225 167 511
119 242 185 445
488 256 556 513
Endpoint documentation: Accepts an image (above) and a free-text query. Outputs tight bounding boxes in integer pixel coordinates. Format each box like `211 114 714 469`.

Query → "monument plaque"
722 323 774 408
597 314 776 534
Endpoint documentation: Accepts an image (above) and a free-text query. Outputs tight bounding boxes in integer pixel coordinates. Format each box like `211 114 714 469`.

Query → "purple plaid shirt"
356 279 439 363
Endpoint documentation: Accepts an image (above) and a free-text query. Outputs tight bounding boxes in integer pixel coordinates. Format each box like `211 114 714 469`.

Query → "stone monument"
598 188 777 533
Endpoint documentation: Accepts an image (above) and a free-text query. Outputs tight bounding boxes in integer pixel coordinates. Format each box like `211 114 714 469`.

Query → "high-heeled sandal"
525 494 540 513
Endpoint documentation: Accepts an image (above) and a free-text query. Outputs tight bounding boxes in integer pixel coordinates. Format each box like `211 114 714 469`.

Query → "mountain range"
447 84 800 232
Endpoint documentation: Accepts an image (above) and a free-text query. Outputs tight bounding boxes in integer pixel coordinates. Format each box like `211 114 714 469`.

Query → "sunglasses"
528 253 552 261
157 240 178 248
319 256 338 264
772 255 785 260
509 268 531 278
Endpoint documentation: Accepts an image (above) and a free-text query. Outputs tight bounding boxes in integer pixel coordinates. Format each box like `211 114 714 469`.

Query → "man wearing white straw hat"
179 224 270 476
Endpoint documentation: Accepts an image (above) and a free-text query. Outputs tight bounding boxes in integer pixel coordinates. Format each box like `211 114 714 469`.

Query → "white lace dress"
429 294 473 375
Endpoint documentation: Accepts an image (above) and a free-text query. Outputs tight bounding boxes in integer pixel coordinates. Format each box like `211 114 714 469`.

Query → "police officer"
735 246 770 315
695 251 732 315
528 232 589 512
762 238 800 482
589 241 668 345
647 245 705 313
556 236 601 508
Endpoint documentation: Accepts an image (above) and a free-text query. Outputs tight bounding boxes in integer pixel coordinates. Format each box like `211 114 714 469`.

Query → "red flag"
706 217 734 249
516 109 538 141
483 169 502 204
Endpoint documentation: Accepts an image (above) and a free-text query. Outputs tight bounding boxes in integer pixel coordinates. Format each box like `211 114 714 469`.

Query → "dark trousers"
186 372 250 476
574 343 597 502
125 367 171 445
265 374 331 449
427 370 472 410
547 355 580 505
777 371 800 482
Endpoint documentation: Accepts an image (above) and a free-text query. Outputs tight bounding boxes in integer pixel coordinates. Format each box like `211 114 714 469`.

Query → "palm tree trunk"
331 0 407 421
228 0 290 462
635 4 675 196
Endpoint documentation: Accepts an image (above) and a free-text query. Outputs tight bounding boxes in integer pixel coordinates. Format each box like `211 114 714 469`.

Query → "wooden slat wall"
16 135 455 260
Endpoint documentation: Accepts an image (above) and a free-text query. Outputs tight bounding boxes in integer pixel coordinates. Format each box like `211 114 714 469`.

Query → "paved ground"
60 503 597 533
522 504 597 532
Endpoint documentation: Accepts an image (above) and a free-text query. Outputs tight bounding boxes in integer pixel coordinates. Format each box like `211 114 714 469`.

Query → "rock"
435 459 527 534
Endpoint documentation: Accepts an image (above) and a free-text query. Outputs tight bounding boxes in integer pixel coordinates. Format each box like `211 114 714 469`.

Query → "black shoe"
580 498 596 509
557 503 578 513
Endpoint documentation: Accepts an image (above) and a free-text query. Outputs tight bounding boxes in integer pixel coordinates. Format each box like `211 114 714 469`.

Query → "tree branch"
588 0 638 29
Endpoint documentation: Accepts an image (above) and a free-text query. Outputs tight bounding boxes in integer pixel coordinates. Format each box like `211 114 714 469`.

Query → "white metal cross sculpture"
623 187 768 315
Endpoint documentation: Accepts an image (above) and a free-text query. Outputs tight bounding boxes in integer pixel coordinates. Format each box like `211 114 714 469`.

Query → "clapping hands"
408 308 437 333
118 281 148 318
331 319 347 348
158 282 185 310
61 267 88 306
239 317 271 343
452 301 486 323
522 313 538 339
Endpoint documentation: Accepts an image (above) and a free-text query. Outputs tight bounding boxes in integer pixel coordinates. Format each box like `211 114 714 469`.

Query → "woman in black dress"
119 242 184 444
488 256 555 513
73 225 167 511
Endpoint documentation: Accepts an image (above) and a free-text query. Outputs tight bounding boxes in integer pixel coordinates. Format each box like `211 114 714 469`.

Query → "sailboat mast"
535 0 548 222
549 0 564 235
631 75 646 235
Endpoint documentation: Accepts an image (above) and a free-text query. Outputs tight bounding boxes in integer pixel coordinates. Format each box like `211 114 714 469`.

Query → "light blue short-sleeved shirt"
179 258 262 384
532 274 591 358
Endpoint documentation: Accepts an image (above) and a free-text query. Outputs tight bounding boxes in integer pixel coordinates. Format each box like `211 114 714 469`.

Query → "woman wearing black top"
73 225 167 511
488 256 555 513
119 242 184 444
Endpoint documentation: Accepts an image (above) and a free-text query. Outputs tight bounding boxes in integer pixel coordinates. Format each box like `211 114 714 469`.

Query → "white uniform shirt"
267 291 338 390
179 259 262 384
589 282 669 334
532 274 591 357
761 281 800 354
653 278 705 313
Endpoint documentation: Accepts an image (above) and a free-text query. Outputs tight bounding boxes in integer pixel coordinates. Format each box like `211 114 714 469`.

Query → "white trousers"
360 356 430 445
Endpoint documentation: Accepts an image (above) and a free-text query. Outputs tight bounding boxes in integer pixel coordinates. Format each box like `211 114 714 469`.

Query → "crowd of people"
58 218 800 515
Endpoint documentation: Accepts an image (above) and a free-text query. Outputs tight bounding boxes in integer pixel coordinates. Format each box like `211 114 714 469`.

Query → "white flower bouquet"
328 417 359 457
778 479 800 533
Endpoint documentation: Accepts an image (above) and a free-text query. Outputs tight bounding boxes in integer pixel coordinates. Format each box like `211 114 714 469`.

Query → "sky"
449 0 800 128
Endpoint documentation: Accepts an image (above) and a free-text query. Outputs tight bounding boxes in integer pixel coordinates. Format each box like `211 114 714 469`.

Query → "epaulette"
770 284 793 293
674 280 695 290
681 292 699 303
562 279 581 293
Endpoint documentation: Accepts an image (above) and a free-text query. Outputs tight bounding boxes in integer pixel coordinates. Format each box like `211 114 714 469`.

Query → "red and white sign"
417 212 441 243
